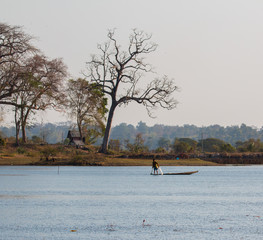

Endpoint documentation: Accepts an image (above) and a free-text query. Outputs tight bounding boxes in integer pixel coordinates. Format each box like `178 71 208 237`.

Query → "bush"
31 136 43 144
197 138 226 152
125 133 148 153
109 139 121 152
41 146 58 158
0 137 6 146
155 147 167 153
17 147 26 154
220 143 236 153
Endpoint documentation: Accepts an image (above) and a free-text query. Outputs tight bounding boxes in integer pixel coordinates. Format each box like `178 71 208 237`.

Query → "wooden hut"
67 130 85 147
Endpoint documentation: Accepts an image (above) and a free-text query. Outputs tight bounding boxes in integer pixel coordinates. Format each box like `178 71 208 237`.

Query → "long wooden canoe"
151 171 198 175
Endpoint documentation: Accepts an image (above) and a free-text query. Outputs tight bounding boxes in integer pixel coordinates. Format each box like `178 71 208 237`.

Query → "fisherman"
152 158 159 175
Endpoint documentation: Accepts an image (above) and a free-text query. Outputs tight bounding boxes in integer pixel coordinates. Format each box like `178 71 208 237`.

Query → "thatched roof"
67 130 81 139
67 130 85 146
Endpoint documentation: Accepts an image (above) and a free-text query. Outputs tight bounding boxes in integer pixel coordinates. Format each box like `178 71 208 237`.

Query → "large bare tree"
86 29 178 153
0 22 37 103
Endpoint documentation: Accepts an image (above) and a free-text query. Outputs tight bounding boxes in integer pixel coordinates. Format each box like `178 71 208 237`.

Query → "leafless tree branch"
85 29 178 153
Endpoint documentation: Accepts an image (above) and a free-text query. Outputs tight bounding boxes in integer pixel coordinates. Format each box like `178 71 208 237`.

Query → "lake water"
0 165 263 240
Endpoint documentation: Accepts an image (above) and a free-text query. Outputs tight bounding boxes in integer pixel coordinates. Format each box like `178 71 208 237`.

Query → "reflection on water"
0 165 263 240
0 174 26 176
0 195 41 199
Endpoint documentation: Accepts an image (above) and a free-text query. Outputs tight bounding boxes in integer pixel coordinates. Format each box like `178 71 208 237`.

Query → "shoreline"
1 144 263 166
0 158 222 167
0 156 219 167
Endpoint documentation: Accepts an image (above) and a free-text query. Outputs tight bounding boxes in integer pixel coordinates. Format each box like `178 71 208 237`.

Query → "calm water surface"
0 165 263 240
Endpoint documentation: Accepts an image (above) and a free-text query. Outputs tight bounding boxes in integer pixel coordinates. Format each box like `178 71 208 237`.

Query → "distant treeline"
1 121 263 150
110 122 263 150
0 122 71 144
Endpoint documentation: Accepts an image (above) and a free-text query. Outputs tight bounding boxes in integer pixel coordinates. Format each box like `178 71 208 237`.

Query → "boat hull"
151 171 198 175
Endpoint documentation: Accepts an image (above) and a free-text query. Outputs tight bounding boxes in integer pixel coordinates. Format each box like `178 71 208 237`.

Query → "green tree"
157 137 171 151
236 139 263 152
125 133 148 153
178 138 198 150
173 140 191 153
220 143 236 153
198 138 226 152
84 128 104 145
12 55 67 144
66 78 107 141
173 138 197 153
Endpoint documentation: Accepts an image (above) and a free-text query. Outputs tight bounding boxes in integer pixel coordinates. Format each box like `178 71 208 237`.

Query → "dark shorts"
154 167 158 170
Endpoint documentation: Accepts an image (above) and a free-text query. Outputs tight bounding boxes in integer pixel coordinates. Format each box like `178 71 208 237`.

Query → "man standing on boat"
152 158 159 175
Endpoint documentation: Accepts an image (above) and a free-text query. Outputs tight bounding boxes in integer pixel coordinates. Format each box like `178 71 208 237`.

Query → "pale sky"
1 0 263 127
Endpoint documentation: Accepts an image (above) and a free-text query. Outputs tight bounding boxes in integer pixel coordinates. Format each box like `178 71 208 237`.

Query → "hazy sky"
1 0 263 127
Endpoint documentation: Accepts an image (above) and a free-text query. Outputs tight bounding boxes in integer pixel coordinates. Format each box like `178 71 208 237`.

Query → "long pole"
201 127 204 153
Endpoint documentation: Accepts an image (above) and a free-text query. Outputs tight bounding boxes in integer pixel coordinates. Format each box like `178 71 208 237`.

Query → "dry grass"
0 144 219 166
103 157 219 166
0 145 40 165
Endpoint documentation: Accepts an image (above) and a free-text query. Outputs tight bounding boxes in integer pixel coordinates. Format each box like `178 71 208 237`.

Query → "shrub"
0 137 6 146
41 146 58 158
109 139 121 152
17 147 26 154
31 136 43 144
220 143 236 153
155 147 167 153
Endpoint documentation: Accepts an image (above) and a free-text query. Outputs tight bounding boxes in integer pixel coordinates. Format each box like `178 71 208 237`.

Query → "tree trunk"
21 107 29 143
15 119 20 146
100 104 116 153
21 123 27 143
77 118 83 140
14 106 20 145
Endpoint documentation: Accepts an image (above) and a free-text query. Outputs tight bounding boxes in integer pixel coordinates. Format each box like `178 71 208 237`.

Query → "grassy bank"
103 157 218 166
0 144 219 166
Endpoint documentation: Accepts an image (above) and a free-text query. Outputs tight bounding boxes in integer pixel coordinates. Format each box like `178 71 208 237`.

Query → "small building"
67 130 85 147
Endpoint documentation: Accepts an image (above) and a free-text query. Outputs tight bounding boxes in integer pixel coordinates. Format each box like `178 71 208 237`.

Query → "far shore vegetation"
1 137 263 166
0 143 219 166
